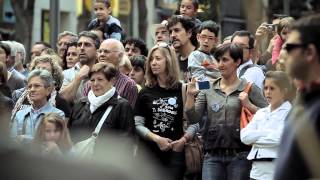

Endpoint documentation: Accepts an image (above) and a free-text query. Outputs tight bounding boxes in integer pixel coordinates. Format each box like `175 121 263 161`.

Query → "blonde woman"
134 42 197 180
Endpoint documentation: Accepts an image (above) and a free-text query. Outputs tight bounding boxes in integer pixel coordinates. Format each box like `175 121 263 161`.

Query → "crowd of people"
0 0 320 179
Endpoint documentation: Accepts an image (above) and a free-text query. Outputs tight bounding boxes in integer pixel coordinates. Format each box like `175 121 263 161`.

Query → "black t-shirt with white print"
135 83 184 162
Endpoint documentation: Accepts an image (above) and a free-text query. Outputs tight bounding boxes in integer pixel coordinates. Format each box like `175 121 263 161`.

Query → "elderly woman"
68 62 134 144
12 55 70 119
185 43 268 180
11 69 65 143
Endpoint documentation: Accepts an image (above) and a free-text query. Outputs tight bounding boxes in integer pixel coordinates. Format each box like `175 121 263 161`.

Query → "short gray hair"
28 69 55 88
58 31 78 42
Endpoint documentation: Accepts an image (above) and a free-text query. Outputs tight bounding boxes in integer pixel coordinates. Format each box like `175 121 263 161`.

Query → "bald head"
102 39 124 52
98 39 125 67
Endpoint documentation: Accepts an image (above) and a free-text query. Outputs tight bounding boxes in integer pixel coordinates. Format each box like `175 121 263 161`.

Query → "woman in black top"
134 42 197 180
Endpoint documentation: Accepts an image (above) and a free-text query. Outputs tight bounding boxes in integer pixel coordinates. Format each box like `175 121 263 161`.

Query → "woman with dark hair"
185 43 268 180
62 41 79 70
68 62 134 145
129 55 146 89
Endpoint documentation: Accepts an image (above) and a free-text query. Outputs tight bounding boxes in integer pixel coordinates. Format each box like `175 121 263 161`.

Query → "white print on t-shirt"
152 96 179 133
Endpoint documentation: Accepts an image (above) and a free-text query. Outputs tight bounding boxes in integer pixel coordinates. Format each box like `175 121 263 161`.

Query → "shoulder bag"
240 82 254 129
73 106 113 158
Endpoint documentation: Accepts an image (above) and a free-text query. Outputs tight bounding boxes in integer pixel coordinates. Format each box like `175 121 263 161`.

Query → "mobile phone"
196 81 210 90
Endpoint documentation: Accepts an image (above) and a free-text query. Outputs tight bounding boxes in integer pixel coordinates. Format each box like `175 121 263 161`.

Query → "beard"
171 39 182 49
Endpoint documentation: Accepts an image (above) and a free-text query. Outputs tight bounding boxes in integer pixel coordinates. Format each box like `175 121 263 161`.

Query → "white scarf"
87 87 116 113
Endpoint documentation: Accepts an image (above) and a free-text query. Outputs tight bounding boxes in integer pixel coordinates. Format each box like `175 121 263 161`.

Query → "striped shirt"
114 71 138 108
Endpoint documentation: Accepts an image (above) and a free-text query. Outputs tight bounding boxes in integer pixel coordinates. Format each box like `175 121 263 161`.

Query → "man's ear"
196 33 201 42
187 29 192 39
306 44 318 64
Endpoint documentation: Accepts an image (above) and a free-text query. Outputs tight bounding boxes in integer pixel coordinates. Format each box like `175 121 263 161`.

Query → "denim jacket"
11 102 65 142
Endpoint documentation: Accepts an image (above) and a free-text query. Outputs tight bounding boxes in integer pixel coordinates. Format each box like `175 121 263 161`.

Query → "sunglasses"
283 43 307 52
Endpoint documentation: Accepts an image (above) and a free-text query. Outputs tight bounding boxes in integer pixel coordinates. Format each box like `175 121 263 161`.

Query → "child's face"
94 2 111 21
44 122 62 142
197 29 217 53
280 27 290 42
264 79 286 109
180 0 197 18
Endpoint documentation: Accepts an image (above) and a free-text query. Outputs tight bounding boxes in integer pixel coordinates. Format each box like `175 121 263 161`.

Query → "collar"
88 87 116 113
20 102 54 118
212 78 248 92
264 101 292 113
74 63 81 71
239 59 253 69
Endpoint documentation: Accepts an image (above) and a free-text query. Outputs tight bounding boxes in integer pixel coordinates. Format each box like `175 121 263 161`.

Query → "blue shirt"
11 102 65 142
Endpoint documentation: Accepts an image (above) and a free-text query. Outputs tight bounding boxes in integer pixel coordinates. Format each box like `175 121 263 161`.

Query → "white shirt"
237 60 265 90
240 101 292 160
60 63 88 102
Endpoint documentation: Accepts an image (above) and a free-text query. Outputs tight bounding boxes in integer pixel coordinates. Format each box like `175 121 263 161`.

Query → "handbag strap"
181 83 188 130
243 82 253 94
93 106 113 136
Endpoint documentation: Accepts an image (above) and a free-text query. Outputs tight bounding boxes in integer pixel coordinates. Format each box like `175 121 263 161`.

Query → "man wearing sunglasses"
275 14 320 180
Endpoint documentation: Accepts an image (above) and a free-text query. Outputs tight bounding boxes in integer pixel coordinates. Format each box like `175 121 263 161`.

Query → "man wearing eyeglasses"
60 31 100 104
97 39 138 108
231 30 265 89
275 14 320 180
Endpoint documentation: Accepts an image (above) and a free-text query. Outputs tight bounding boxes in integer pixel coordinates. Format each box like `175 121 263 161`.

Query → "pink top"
271 35 283 65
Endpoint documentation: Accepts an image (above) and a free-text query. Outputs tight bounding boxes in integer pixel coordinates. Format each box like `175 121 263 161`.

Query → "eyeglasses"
98 49 120 54
283 43 307 52
199 34 216 41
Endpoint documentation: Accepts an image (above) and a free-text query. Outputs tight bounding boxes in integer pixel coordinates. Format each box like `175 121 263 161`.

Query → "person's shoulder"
107 16 121 26
0 93 13 108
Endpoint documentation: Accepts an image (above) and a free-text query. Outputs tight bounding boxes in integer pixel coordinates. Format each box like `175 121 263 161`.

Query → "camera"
196 81 210 90
266 24 275 31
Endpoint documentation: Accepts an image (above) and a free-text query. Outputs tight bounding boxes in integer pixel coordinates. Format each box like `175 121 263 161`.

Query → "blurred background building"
0 0 319 61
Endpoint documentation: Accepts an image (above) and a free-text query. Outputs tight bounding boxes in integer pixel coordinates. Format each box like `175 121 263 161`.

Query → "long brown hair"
33 113 72 153
145 43 181 89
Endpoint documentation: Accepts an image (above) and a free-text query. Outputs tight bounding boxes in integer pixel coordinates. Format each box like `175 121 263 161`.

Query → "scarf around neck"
87 87 116 113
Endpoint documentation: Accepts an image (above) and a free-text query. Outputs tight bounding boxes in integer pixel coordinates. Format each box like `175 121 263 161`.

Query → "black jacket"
68 92 135 144
275 86 320 179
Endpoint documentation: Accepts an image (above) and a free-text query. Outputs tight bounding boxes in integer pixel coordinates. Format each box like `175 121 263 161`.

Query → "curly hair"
29 55 64 90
